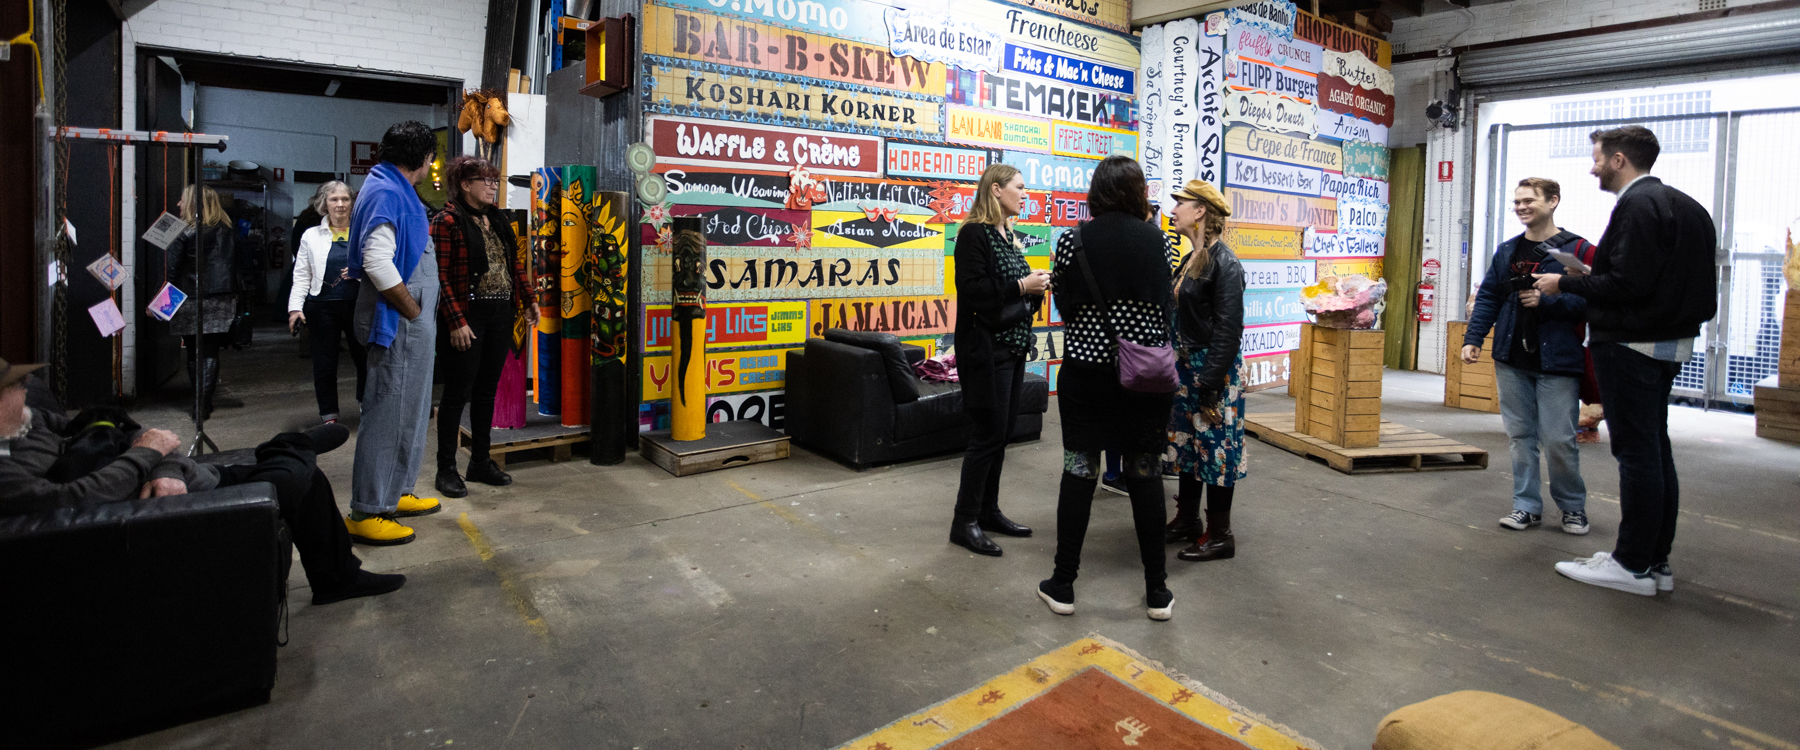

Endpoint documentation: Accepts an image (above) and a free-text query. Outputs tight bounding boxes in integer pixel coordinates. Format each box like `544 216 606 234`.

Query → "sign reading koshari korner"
885 142 990 181
644 58 944 140
649 115 884 177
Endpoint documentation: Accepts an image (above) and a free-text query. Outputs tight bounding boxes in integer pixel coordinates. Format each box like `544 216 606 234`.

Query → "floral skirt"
1164 348 1248 486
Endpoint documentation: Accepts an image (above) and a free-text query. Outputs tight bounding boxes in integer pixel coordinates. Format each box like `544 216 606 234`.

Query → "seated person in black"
0 360 403 606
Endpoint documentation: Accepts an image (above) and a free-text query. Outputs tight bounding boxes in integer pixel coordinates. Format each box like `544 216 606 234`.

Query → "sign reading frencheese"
945 105 1053 152
643 301 809 351
1223 126 1341 171
995 0 1131 34
885 142 990 181
642 5 946 97
649 115 884 177
644 58 944 140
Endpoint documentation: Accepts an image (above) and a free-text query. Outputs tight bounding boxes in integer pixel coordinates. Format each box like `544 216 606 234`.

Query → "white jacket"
289 218 353 311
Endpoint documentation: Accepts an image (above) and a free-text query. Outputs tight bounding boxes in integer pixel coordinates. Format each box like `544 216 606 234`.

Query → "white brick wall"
1389 0 1709 55
128 0 490 86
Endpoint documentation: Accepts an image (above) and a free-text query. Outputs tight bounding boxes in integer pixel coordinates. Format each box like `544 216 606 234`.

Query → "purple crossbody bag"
1068 226 1179 393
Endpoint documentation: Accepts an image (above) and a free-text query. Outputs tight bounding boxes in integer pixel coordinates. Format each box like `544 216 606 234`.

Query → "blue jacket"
1465 231 1594 377
348 162 430 348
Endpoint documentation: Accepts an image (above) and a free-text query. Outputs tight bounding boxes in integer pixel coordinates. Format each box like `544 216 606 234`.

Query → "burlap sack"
1373 691 1620 750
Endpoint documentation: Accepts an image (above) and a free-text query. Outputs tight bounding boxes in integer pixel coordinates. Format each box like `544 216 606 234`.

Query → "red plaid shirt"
431 209 532 331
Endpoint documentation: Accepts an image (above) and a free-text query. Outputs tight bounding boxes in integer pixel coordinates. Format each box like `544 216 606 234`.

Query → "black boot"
190 357 219 420
435 466 468 498
950 515 1002 556
205 357 243 409
1179 509 1235 561
978 510 1032 537
466 458 513 487
1165 492 1201 544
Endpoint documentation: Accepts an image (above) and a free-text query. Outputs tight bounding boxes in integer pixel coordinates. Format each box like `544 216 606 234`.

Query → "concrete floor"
110 334 1799 749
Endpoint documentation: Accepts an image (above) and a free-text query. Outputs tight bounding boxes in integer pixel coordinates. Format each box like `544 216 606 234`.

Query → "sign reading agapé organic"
645 60 944 140
643 5 946 97
649 116 884 177
1318 73 1394 127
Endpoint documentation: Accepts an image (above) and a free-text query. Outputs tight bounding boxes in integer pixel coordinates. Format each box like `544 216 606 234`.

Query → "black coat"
1560 177 1717 343
1173 240 1246 391
168 224 240 297
953 223 1037 406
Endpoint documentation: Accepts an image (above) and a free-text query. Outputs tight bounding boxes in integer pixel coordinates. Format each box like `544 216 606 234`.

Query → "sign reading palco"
650 116 883 177
646 64 943 140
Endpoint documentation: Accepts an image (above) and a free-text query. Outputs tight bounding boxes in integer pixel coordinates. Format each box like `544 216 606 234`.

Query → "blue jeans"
1495 360 1586 515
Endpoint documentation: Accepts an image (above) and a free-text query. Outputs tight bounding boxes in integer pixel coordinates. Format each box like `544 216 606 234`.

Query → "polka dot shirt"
1052 229 1179 366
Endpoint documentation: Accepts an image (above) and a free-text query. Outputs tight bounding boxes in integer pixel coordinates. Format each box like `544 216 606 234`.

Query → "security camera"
1425 95 1460 129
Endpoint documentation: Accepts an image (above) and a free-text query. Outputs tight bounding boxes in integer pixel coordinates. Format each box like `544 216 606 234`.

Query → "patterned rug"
836 636 1324 750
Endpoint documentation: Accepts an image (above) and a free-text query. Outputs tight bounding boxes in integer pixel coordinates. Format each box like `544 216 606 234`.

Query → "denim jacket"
1465 231 1594 377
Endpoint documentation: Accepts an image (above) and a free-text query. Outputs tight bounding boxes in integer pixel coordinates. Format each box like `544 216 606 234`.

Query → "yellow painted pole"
669 216 708 441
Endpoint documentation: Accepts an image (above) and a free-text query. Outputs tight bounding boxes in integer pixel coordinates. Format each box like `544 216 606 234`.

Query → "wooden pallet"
1245 412 1489 474
1754 375 1800 444
639 419 790 477
460 407 590 469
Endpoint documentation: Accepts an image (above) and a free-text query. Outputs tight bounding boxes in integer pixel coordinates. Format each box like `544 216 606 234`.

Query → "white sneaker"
1555 552 1655 596
1651 562 1674 592
1146 588 1174 621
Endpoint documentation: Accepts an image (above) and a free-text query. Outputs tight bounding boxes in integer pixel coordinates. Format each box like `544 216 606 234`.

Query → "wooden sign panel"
811 210 947 250
810 295 957 337
643 301 809 351
644 59 945 140
641 246 945 302
946 105 1054 152
642 5 947 97
648 115 884 177
1224 186 1336 231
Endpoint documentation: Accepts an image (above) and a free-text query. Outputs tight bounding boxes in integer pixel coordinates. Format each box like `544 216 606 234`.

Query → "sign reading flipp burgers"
1227 56 1318 104
885 142 990 181
649 116 884 177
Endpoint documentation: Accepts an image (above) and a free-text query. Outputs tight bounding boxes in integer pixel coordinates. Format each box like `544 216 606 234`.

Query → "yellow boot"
345 515 416 546
395 493 442 518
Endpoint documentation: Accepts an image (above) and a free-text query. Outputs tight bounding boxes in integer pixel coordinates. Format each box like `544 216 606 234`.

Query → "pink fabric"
915 353 959 383
493 348 528 429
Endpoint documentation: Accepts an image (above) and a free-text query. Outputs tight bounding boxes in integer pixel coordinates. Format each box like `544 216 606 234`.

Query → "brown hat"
1171 179 1231 217
0 358 47 391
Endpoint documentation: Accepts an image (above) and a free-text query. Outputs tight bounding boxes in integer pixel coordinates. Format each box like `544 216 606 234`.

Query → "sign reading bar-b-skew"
644 58 944 140
642 5 946 97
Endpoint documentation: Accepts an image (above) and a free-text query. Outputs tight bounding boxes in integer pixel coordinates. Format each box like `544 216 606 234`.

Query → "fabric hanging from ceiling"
1384 146 1426 371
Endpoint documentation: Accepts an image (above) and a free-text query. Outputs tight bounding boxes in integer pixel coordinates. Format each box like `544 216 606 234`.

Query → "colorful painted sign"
945 222 1054 256
1050 191 1090 226
996 0 1132 34
1243 288 1309 327
1321 48 1394 94
654 0 886 46
1316 257 1383 279
1241 259 1317 289
970 3 1142 69
1161 18 1200 199
649 116 884 177
1295 10 1389 67
644 301 809 350
1321 172 1389 206
642 347 799 400
644 58 944 140
885 8 1004 72
945 105 1053 152
947 70 1136 130
1222 223 1303 259
1139 24 1165 184
1052 121 1137 159
1225 153 1323 197
1337 195 1388 238
816 174 943 213
1223 90 1315 137
885 142 990 181
1318 74 1394 127
643 5 946 97
1224 126 1341 171
1243 350 1294 390
810 295 957 336
1002 43 1136 97
1194 27 1226 186
927 186 1052 225
642 246 945 302
1342 140 1389 181
1304 229 1384 258
1241 322 1302 358
1227 56 1317 104
707 391 786 430
1003 151 1096 191
640 204 809 246
658 166 795 208
1228 0 1298 42
1228 24 1321 75
1225 186 1336 231
1316 108 1388 145
811 209 946 250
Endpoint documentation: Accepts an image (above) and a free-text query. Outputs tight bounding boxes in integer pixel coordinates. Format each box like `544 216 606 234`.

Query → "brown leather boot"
1165 494 1201 544
1178 531 1235 561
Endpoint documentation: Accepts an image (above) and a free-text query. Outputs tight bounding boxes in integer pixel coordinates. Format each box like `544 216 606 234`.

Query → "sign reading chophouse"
645 59 944 141
649 116 884 177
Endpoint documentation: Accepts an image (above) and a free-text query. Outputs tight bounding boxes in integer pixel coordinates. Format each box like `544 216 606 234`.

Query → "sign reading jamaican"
649 116 884 177
947 70 1137 130
1225 186 1337 231
644 58 944 140
811 209 946 250
1315 108 1388 145
657 166 794 208
1052 121 1137 159
1223 90 1315 137
641 246 945 302
995 0 1131 34
643 5 946 97
1227 56 1318 104
945 105 1054 152
1003 44 1136 97
1222 223 1303 259
639 204 808 247
1318 73 1394 127
1342 140 1389 181
885 142 991 181
1223 126 1341 171
1228 24 1320 75
643 301 809 351
810 295 957 337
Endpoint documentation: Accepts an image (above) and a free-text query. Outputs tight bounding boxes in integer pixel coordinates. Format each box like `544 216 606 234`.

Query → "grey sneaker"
1500 510 1542 530
1561 510 1591 535
1651 562 1674 592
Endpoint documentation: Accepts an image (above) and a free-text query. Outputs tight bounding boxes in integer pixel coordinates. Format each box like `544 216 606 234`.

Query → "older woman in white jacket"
288 181 367 423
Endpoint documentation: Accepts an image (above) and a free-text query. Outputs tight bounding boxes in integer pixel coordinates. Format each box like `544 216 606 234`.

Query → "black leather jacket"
1173 240 1246 391
168 224 240 297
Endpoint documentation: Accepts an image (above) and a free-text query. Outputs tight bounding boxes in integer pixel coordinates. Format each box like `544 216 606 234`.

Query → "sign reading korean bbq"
885 142 990 181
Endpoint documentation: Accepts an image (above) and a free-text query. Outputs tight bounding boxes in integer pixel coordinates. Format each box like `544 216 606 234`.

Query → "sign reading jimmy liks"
885 7 1004 72
1003 44 1136 97
645 58 945 140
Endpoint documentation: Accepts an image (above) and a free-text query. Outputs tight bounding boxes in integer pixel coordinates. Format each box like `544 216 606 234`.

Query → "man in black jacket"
1533 125 1717 596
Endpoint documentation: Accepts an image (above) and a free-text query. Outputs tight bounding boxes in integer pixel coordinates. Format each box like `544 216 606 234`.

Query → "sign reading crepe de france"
645 58 944 141
1224 126 1341 171
649 115 884 177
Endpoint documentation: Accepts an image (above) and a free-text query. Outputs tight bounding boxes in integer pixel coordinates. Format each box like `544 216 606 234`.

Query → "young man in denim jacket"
1463 177 1596 536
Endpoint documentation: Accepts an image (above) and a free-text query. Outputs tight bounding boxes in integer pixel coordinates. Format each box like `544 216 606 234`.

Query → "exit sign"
1437 161 1455 181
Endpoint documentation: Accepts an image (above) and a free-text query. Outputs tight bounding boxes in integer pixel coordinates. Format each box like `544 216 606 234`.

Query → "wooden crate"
640 419 790 477
460 408 590 469
1246 413 1488 474
1444 321 1501 413
1754 375 1800 444
1782 290 1800 382
1293 324 1385 448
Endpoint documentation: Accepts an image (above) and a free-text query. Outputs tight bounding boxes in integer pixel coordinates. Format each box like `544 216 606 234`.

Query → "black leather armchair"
787 335 1049 469
0 483 288 747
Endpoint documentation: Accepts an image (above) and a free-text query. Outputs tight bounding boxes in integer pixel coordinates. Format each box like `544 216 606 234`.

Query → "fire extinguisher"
1417 278 1436 322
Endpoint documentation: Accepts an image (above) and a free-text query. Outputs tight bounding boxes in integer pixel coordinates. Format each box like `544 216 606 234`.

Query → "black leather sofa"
786 331 1049 469
0 382 287 748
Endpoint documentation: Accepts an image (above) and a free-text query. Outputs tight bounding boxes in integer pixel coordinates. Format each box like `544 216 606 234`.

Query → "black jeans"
217 433 362 593
1592 342 1684 573
954 348 1026 518
304 296 367 418
437 298 516 470
1052 450 1168 592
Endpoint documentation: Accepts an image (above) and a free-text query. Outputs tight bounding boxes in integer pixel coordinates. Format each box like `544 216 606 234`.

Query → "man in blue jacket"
343 121 444 546
1465 177 1595 537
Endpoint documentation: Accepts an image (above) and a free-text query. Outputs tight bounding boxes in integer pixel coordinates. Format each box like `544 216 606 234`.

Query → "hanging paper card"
146 281 188 321
88 298 126 338
1224 90 1315 137
140 211 190 250
86 254 126 291
884 8 1003 73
